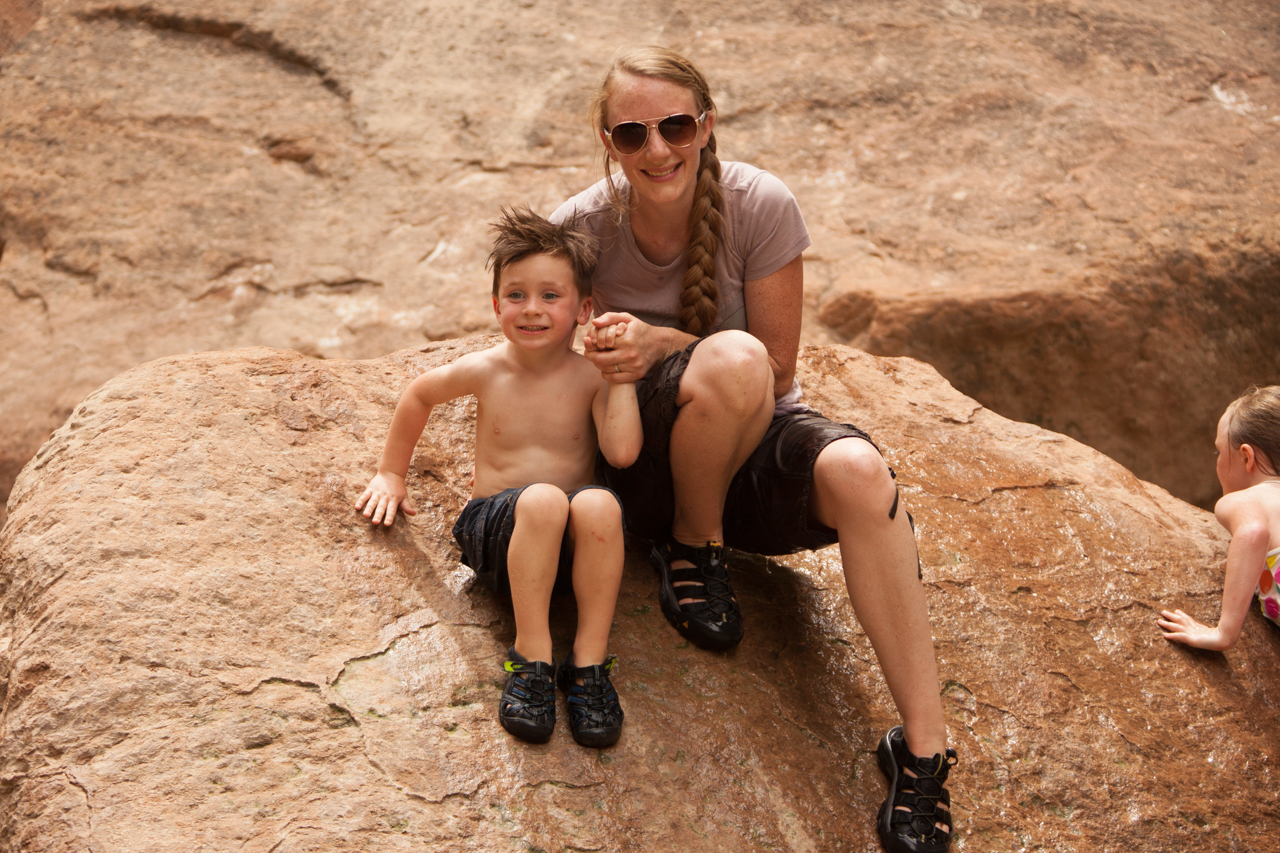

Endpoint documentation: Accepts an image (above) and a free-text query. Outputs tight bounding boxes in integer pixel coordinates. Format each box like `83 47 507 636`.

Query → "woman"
551 46 957 853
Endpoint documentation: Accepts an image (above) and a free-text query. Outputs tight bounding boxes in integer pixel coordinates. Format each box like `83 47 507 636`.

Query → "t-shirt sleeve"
737 171 812 282
548 197 579 225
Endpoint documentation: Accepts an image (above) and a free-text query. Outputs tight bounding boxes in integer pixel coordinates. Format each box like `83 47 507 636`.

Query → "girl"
1160 386 1280 650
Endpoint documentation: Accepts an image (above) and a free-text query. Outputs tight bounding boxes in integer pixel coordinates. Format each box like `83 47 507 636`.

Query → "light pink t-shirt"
549 161 811 334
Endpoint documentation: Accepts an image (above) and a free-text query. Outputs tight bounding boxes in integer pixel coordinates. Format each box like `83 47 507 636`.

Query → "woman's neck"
629 197 691 266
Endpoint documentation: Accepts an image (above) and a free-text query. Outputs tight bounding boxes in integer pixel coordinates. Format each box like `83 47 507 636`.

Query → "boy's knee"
515 484 570 526
569 488 623 528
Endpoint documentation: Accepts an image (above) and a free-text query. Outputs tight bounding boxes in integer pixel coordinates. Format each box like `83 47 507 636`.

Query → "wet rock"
2 341 1275 851
2 0 1278 525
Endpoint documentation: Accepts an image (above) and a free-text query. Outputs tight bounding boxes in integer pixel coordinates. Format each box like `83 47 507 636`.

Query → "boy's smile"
493 253 591 351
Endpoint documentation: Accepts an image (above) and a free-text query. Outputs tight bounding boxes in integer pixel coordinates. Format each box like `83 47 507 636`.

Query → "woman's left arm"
744 254 804 400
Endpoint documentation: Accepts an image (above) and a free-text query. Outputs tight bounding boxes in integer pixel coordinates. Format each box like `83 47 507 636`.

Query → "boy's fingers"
401 497 418 516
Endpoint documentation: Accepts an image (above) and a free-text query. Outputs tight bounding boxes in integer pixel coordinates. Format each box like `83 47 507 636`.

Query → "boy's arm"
1159 492 1271 650
593 378 643 469
358 359 476 526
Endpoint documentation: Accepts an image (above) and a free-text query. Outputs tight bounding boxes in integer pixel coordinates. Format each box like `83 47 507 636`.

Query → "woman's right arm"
584 313 696 383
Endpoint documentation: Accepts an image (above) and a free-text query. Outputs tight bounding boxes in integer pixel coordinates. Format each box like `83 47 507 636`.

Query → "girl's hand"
356 472 418 527
584 312 653 383
1158 609 1232 651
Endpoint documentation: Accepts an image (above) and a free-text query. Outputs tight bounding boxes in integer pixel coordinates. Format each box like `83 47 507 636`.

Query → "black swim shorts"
451 484 622 595
596 338 879 556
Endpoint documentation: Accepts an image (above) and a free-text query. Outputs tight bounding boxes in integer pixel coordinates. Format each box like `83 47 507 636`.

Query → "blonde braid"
679 143 724 336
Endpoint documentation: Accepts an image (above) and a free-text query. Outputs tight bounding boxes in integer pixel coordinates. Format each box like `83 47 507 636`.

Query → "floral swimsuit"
1258 546 1280 624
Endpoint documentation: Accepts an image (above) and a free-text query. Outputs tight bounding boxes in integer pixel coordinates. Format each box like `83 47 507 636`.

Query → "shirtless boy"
356 208 642 747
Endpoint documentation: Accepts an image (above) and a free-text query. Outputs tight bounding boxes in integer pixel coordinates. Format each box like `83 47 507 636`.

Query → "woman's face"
601 73 715 214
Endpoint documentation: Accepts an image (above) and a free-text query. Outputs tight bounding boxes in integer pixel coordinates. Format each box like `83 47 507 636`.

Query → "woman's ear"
701 110 716 146
600 129 617 162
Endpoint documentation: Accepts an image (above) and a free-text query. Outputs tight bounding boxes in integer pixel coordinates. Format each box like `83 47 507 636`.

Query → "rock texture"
3 341 1277 852
2 0 1279 530
0 1 39 56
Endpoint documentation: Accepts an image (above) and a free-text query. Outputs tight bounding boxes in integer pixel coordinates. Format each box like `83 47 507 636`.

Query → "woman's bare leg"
507 484 570 665
669 330 774 549
810 438 948 760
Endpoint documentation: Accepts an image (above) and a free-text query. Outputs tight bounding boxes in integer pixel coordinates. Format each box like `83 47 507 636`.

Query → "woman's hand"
1158 609 1233 651
584 312 691 383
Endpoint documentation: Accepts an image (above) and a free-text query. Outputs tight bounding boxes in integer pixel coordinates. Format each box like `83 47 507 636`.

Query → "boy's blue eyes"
503 291 561 300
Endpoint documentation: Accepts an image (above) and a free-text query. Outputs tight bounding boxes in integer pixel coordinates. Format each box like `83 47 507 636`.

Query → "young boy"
356 208 642 747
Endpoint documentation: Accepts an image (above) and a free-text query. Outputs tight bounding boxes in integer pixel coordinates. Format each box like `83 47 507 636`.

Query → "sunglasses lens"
610 122 648 155
658 114 699 147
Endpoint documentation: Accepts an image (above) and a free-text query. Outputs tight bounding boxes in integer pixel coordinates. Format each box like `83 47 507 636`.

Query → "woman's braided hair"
589 46 725 336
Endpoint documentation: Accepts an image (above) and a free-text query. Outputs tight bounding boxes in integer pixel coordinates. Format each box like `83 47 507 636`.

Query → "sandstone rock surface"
2 0 1279 530
3 342 1277 851
0 1 39 56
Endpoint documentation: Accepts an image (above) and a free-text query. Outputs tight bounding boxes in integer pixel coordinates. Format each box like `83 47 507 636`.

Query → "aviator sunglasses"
604 111 708 156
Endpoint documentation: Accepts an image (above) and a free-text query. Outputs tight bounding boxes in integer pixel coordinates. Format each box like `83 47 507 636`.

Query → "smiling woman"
551 45 960 853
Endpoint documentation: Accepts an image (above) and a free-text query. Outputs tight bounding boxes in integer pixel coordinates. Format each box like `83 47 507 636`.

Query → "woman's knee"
813 438 897 518
681 330 772 412
515 484 570 527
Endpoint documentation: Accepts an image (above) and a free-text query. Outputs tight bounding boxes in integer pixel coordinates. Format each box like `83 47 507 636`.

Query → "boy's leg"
566 487 625 666
508 484 571 665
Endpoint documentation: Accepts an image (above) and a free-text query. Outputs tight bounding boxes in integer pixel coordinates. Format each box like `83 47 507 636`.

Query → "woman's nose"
642 123 672 158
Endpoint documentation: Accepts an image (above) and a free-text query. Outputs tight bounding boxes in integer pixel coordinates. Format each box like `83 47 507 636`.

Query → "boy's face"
492 253 591 352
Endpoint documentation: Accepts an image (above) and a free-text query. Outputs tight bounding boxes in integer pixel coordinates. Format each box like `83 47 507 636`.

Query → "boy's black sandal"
556 652 624 748
498 648 557 744
649 536 744 651
877 725 958 853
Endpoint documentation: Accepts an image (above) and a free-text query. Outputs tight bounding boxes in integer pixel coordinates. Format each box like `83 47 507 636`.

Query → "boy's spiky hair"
487 206 598 298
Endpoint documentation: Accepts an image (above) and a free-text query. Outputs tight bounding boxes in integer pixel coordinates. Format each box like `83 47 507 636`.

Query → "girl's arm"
357 358 476 526
1159 493 1272 650
593 376 643 469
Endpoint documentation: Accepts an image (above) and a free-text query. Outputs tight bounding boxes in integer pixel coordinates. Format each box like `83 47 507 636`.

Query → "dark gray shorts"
452 485 622 595
595 338 880 556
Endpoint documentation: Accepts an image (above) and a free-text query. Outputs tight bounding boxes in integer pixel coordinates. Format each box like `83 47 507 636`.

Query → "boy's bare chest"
474 373 596 449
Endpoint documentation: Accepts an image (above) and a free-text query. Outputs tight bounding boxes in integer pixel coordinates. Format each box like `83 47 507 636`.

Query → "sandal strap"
560 656 623 728
663 540 737 615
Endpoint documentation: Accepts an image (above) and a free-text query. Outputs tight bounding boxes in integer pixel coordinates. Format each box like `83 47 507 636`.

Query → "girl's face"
601 73 714 214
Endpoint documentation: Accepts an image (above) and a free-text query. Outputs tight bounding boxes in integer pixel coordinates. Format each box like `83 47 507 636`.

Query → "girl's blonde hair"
590 46 724 337
1226 385 1280 475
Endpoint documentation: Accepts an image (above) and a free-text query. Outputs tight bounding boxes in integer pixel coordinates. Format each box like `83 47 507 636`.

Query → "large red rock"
2 341 1275 851
2 0 1278 528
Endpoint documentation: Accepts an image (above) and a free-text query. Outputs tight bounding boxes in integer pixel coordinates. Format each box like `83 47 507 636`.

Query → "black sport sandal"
649 536 744 651
556 652 624 748
877 725 958 853
498 648 557 744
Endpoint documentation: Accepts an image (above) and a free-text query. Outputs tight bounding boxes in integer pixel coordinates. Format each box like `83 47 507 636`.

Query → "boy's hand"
357 472 418 527
1158 609 1231 651
585 320 628 352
